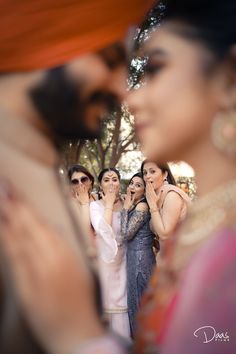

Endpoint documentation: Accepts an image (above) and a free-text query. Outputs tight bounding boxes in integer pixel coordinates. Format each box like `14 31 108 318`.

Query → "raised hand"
101 185 118 208
123 187 134 210
75 184 90 205
145 181 160 210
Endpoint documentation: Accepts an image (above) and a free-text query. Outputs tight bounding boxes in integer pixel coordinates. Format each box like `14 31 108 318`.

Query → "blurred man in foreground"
0 1 153 353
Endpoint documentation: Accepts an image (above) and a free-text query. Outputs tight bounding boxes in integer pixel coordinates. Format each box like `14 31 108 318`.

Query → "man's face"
29 43 127 141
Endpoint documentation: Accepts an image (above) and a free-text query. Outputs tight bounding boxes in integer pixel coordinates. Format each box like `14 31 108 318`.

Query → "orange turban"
0 0 154 72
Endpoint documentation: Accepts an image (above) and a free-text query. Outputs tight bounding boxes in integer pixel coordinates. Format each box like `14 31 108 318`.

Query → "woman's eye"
144 62 164 78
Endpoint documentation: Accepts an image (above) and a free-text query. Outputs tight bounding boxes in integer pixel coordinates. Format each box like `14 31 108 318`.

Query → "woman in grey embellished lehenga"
120 173 157 337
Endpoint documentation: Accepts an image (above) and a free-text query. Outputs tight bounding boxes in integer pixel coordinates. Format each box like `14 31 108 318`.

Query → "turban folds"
0 0 154 72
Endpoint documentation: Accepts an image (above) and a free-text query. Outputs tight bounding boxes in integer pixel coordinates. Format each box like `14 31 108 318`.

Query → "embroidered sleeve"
120 209 149 241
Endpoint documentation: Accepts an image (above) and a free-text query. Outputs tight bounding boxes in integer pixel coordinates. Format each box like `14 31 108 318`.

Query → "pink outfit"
161 227 236 354
158 184 191 221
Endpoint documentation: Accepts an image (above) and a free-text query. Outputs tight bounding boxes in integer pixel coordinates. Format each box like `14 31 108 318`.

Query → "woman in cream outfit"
90 168 130 339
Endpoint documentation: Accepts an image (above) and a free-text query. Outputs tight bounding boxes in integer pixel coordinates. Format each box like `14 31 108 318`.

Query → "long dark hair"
128 172 144 185
67 164 95 187
155 0 236 62
128 172 146 207
141 160 176 185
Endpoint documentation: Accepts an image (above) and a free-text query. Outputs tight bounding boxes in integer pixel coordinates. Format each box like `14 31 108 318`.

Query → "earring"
211 110 236 158
164 177 169 185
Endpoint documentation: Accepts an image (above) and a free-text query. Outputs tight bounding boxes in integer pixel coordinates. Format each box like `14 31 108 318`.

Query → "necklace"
172 179 236 272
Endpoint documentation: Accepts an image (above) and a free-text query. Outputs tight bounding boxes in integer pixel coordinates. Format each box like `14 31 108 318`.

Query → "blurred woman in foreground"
127 0 236 352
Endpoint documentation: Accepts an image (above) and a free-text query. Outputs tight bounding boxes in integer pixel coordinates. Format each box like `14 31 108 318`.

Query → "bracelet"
105 207 113 211
80 202 89 205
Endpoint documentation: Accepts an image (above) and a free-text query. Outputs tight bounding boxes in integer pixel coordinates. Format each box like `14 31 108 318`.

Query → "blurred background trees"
60 105 139 182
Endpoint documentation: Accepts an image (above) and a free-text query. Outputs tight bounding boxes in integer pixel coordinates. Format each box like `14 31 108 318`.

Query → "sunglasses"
71 176 90 185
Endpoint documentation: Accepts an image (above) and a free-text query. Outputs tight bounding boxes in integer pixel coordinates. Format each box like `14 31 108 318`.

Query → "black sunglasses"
71 176 89 185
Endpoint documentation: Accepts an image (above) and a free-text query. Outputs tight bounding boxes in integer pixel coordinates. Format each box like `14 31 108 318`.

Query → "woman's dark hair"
141 160 176 185
128 172 146 205
156 0 236 61
128 172 144 186
67 164 95 187
98 168 121 183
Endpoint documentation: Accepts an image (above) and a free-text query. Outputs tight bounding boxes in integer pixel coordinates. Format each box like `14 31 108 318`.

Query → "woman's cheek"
138 190 144 198
101 184 107 193
115 184 120 191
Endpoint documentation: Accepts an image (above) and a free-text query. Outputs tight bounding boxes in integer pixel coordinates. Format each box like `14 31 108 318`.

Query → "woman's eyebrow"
143 47 168 58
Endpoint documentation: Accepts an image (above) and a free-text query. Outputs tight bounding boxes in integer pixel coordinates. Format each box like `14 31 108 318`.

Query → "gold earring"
211 110 236 158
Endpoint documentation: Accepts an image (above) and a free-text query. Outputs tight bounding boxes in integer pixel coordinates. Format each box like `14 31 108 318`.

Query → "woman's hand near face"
101 185 118 208
75 184 90 205
71 185 77 198
100 186 119 226
145 181 160 211
0 182 104 354
123 188 134 210
149 190 184 241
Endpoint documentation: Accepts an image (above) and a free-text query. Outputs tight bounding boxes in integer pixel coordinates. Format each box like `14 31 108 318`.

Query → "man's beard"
29 66 119 143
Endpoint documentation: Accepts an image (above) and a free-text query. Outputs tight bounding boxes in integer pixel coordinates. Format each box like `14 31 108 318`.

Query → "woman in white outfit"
89 168 130 338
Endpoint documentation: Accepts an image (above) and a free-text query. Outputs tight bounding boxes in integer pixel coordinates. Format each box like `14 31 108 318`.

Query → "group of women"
68 161 190 339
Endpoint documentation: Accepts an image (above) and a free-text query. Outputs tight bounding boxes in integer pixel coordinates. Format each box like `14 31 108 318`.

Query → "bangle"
105 207 113 211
